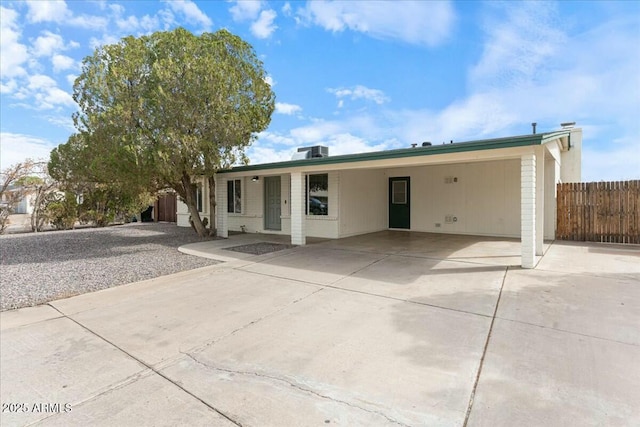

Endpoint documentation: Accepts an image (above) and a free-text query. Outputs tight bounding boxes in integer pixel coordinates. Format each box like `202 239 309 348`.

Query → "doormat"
224 242 294 255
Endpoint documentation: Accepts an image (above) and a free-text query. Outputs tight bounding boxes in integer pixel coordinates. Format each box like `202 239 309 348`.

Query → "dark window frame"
307 173 328 216
227 179 242 214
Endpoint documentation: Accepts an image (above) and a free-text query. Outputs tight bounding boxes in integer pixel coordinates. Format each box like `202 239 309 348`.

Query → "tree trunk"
180 175 208 237
207 175 217 237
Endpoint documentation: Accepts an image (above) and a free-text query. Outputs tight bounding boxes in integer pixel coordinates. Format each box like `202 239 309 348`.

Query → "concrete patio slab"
316 231 551 267
2 231 639 426
0 314 146 426
39 373 233 427
498 268 640 345
50 265 221 316
0 304 62 331
239 246 388 285
332 255 506 316
163 287 491 426
466 319 640 426
52 268 321 367
536 241 640 278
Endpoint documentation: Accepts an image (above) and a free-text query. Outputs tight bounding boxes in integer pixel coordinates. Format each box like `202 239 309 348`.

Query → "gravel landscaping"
0 223 220 311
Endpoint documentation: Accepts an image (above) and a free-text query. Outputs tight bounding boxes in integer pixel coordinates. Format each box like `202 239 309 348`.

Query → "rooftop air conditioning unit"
293 145 329 159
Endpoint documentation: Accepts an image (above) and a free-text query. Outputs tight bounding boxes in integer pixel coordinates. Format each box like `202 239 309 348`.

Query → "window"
196 183 203 212
392 180 407 204
307 174 328 216
227 179 242 213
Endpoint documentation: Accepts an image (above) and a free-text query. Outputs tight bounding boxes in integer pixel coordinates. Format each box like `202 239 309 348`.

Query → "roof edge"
219 131 569 174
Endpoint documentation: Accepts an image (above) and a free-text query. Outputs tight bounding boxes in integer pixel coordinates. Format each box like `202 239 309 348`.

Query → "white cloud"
31 31 65 57
230 0 263 21
0 6 28 79
582 141 640 182
24 0 107 29
52 54 75 73
298 1 455 46
275 102 302 115
89 34 120 50
66 74 78 86
264 75 275 87
165 0 212 31
14 74 76 110
246 145 291 165
282 2 292 17
0 133 57 170
470 2 565 90
322 133 392 156
328 85 390 105
251 9 278 38
25 0 70 23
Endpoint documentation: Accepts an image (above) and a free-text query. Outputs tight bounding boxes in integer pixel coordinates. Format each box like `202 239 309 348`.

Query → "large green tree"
58 27 275 236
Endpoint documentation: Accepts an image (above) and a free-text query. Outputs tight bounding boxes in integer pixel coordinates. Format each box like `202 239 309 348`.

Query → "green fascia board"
219 131 570 174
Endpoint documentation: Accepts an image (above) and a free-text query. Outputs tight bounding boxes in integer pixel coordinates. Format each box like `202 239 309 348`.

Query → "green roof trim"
219 130 570 174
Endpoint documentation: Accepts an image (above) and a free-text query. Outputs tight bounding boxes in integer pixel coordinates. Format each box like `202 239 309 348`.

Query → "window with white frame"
307 174 328 216
227 179 242 213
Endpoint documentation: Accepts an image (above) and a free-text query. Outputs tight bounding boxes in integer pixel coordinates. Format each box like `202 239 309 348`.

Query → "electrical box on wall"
445 215 458 224
444 176 458 184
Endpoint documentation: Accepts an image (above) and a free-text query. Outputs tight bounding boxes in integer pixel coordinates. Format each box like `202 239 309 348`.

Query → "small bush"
46 192 78 230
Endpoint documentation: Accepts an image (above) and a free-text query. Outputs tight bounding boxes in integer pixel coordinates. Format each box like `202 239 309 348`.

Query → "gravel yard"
0 223 220 311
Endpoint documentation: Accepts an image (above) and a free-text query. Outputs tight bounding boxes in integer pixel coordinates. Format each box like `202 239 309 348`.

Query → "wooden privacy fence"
556 180 640 243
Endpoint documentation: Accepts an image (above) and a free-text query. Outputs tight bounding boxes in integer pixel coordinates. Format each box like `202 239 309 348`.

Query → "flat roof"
218 130 570 174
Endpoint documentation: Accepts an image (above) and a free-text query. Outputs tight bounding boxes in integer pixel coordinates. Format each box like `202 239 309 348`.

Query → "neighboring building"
0 185 36 214
177 125 582 268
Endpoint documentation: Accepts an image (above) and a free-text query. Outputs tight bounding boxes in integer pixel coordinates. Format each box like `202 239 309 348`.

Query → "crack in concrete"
182 352 411 427
46 304 243 427
25 368 156 427
496 316 640 347
186 287 325 356
462 266 509 427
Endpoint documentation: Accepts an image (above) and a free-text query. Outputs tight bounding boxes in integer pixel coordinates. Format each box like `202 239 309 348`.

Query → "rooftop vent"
532 122 537 134
292 145 329 160
422 142 432 147
561 121 576 129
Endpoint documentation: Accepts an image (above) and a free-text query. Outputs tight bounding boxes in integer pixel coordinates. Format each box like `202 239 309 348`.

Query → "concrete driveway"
1 232 639 426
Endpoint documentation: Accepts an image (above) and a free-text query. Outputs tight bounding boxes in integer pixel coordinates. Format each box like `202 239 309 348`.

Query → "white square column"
290 171 306 246
521 154 536 268
535 148 545 256
216 175 228 238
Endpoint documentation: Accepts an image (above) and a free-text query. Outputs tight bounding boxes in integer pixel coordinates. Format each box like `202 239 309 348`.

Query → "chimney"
532 122 537 134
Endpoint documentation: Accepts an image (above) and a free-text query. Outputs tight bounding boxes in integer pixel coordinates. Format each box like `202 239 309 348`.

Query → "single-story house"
177 124 582 268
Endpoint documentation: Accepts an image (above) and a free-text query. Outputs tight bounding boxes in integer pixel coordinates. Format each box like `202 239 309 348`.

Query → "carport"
179 126 583 268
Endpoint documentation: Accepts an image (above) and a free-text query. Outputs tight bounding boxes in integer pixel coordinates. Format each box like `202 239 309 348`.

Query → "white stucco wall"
338 169 387 237
178 140 570 242
222 171 339 238
385 159 522 237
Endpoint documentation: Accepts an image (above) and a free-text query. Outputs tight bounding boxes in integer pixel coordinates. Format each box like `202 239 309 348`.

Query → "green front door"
264 176 281 230
389 177 410 229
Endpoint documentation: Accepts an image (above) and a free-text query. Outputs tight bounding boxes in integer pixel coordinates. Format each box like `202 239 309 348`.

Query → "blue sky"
1 0 639 181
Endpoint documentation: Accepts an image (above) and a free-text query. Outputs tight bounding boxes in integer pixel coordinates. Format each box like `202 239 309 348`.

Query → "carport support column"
535 148 545 256
216 175 228 238
521 154 536 268
290 171 306 246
